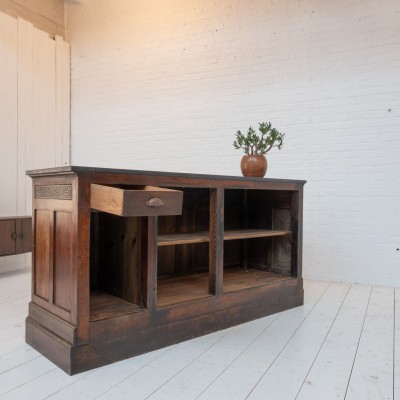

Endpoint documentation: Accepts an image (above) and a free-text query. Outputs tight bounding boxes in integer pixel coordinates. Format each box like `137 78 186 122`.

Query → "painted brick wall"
65 0 400 286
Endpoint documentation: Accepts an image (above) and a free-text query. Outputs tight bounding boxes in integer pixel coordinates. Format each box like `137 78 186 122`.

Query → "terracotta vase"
240 155 267 178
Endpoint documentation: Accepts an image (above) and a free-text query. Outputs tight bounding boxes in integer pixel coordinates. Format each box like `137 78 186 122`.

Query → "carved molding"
35 185 72 200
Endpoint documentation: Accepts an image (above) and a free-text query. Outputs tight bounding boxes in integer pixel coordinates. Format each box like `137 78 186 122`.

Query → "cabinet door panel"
54 211 72 312
34 210 52 300
16 217 32 254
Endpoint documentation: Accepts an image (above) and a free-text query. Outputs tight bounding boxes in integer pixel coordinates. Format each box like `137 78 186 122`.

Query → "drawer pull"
146 197 164 208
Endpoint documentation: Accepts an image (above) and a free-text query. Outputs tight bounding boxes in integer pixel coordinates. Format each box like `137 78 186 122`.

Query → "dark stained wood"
91 213 141 305
157 216 177 275
34 209 52 301
91 277 302 339
75 175 91 345
0 218 16 256
272 236 292 275
146 216 158 311
27 165 306 186
90 290 142 321
16 217 32 254
87 282 303 373
291 190 301 278
158 229 291 246
174 188 209 275
209 188 224 295
28 302 76 344
140 217 149 308
157 267 293 306
157 274 212 307
53 211 73 312
223 267 292 293
0 216 32 256
29 175 77 329
26 166 305 375
26 317 74 375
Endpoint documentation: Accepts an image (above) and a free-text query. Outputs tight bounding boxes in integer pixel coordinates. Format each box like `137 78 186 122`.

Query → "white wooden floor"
0 270 398 400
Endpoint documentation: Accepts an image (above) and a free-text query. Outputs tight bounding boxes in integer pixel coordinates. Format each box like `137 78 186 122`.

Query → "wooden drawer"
90 184 183 217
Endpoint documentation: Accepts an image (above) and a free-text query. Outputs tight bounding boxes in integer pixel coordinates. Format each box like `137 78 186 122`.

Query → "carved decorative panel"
35 185 72 200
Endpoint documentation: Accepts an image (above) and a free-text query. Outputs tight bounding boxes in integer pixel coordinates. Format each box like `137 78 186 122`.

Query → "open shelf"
90 290 142 322
223 267 293 293
158 229 291 247
156 267 294 307
157 274 212 307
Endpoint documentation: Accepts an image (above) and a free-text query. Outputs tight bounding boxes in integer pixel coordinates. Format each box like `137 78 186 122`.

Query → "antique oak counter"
26 166 305 375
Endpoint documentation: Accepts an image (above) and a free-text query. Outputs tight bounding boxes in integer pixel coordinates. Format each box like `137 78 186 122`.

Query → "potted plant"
233 121 285 177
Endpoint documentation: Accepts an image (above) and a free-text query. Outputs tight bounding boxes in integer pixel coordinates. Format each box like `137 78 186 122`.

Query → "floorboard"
0 270 399 400
345 286 394 400
245 282 351 400
296 284 372 400
196 280 331 400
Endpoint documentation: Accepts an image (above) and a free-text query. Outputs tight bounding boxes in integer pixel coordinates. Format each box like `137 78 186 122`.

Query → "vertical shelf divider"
291 189 301 279
141 216 158 310
241 189 249 269
209 187 224 295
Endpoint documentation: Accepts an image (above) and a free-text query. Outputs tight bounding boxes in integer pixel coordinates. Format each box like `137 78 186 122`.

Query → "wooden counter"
25 166 305 375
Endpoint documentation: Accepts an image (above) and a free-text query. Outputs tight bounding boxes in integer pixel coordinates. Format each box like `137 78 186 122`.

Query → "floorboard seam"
343 285 373 400
244 282 332 400
294 284 351 399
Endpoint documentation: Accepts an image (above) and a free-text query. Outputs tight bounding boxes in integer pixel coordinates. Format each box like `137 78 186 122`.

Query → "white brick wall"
65 0 400 286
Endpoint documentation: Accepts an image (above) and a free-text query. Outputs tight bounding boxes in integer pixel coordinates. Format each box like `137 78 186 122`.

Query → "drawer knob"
146 197 164 208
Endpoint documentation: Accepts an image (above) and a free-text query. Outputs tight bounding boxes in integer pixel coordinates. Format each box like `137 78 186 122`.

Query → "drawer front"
91 184 183 217
123 188 182 216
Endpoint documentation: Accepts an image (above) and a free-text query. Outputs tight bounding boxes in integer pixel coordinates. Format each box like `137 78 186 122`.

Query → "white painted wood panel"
196 281 331 400
45 348 171 399
55 35 71 167
0 13 25 274
296 284 372 400
147 319 281 400
345 286 394 400
245 283 350 400
0 11 70 273
17 17 33 217
0 12 18 218
32 28 56 170
0 276 399 399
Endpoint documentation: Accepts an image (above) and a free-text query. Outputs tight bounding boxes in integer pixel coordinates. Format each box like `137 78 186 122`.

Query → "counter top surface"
26 165 306 185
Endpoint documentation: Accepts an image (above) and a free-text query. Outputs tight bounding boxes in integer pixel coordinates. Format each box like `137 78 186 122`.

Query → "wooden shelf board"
90 269 294 317
157 274 212 307
90 290 142 322
223 267 293 293
157 229 291 247
157 267 294 307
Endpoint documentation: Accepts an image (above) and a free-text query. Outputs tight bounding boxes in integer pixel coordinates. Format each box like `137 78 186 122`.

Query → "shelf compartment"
156 267 293 307
157 229 291 247
157 273 212 307
91 184 183 217
223 267 293 293
90 290 142 321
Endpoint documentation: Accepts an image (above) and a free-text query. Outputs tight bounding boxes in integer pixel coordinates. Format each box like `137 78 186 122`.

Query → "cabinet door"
16 218 32 254
0 219 16 256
